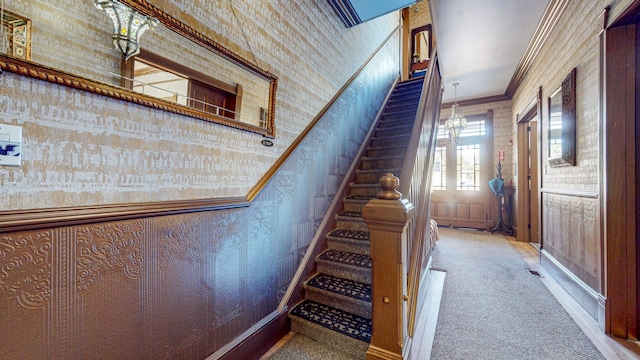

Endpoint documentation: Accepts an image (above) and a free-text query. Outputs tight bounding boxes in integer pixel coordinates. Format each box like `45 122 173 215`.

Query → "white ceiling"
430 0 549 103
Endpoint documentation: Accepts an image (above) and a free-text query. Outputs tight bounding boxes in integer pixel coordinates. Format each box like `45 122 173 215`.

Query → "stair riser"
377 118 414 129
289 317 368 359
361 158 404 170
343 200 369 212
370 136 410 148
327 239 370 255
316 260 371 284
335 218 368 232
389 89 421 98
379 113 416 123
304 287 372 320
365 146 405 157
383 103 419 114
374 126 413 139
348 186 379 197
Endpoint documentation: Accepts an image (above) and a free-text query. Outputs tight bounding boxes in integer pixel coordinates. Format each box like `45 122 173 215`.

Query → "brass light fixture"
94 0 158 61
445 82 467 143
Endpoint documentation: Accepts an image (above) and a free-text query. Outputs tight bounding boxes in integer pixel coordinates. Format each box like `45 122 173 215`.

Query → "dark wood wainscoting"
0 202 285 360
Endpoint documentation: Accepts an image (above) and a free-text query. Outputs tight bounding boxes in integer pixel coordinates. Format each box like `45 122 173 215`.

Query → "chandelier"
94 0 158 61
445 83 467 143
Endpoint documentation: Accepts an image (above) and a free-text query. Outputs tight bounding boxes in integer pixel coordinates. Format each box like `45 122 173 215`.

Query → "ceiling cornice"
442 94 510 108
504 0 570 98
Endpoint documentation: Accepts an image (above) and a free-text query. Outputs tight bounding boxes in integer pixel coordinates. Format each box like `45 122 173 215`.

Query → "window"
456 144 480 191
432 146 447 191
437 119 485 140
1 10 31 61
124 50 241 120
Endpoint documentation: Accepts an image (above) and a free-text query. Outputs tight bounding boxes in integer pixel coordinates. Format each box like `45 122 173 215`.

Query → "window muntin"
438 118 485 140
431 146 447 191
456 144 480 191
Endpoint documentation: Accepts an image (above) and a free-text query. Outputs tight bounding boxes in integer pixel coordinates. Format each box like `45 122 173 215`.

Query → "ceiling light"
445 83 467 143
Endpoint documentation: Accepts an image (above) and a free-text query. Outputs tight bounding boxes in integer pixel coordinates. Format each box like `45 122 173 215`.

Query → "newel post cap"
362 174 414 226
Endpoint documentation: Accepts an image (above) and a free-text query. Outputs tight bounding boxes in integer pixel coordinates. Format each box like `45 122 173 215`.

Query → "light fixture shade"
94 0 158 61
445 104 467 143
445 83 467 143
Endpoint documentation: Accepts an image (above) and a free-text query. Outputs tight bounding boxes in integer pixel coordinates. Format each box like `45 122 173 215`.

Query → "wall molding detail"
540 187 599 198
540 249 603 324
505 0 570 98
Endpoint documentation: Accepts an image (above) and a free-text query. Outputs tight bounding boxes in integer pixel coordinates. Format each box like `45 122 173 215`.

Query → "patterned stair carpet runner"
307 274 371 302
289 300 372 342
317 250 372 268
328 229 370 241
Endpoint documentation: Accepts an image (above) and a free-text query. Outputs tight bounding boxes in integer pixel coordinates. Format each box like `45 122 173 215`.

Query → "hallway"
425 228 638 360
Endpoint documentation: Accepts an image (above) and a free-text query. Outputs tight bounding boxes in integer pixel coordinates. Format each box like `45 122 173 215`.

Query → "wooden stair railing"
362 48 442 359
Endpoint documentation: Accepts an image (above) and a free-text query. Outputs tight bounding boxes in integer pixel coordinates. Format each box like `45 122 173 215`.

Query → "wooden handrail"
363 46 443 359
247 25 401 201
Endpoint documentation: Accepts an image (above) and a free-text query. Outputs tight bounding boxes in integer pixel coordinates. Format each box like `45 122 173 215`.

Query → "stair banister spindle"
362 173 414 360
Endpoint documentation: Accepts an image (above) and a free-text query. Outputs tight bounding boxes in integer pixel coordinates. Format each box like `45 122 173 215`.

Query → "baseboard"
211 310 289 360
540 250 603 324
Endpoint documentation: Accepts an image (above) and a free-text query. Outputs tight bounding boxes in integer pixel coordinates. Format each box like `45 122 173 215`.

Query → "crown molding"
441 94 510 108
505 0 570 98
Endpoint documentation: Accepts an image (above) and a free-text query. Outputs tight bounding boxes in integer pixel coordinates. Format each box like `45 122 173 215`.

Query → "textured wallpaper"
0 30 400 359
0 0 399 210
510 0 604 293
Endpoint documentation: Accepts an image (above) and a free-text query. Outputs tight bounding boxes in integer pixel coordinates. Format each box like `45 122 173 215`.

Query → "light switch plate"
0 124 22 166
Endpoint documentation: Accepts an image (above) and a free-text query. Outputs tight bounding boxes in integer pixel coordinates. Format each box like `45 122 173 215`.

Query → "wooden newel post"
362 173 414 360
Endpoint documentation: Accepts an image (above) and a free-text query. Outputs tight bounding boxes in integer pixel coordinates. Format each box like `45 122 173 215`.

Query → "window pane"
439 119 485 139
457 144 480 191
431 146 447 191
460 119 485 137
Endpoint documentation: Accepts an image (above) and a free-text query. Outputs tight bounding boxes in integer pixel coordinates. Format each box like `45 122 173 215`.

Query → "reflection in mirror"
410 24 431 78
548 86 563 160
547 68 576 167
1 9 30 61
0 0 276 137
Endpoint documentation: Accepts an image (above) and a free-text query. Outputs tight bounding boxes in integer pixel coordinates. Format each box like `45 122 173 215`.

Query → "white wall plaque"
0 124 22 166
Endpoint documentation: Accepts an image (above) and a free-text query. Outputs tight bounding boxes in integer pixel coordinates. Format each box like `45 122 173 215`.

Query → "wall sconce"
94 0 158 61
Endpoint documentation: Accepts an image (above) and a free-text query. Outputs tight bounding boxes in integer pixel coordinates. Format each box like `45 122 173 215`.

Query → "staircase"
288 77 424 358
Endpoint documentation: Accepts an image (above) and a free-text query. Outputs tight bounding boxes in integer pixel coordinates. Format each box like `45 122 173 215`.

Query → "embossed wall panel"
153 214 207 359
542 194 600 290
80 273 142 359
509 0 605 296
0 305 46 359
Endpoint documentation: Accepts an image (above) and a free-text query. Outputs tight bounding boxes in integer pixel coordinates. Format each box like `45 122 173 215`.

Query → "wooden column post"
362 173 414 360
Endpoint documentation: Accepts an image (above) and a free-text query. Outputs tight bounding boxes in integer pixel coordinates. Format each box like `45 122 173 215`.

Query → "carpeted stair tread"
337 211 362 218
356 167 401 174
345 195 376 201
371 133 411 141
306 274 372 303
328 229 370 241
318 250 372 268
290 300 372 343
363 154 404 161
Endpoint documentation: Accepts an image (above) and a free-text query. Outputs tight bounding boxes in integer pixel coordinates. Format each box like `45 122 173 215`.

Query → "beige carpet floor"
429 227 604 360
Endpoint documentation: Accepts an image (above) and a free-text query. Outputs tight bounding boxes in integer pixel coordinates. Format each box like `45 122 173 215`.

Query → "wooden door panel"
451 196 487 229
430 196 451 226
